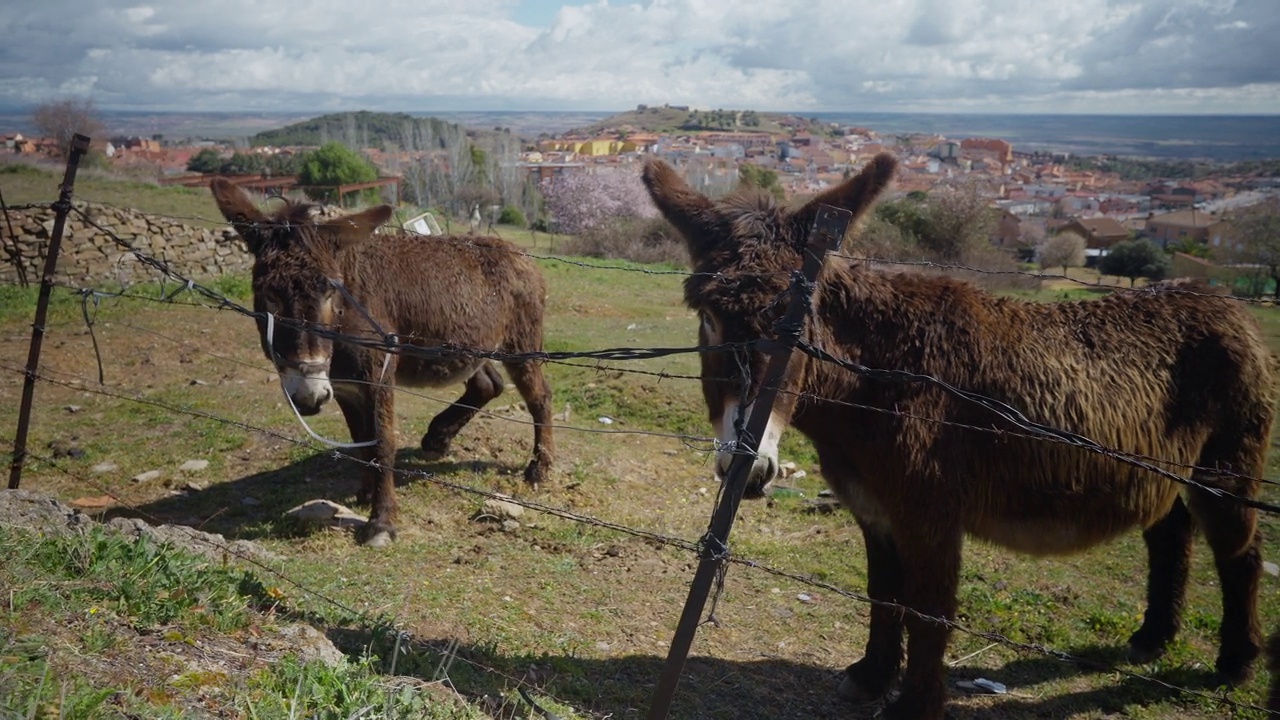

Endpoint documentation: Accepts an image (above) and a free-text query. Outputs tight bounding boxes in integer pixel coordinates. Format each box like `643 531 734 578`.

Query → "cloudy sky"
2 0 1277 115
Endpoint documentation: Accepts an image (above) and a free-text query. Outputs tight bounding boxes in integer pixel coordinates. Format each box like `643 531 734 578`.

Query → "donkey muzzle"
714 399 786 500
281 363 334 415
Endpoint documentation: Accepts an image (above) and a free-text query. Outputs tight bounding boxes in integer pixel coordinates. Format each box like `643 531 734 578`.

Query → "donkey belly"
396 356 488 388
967 481 1180 556
970 518 1137 556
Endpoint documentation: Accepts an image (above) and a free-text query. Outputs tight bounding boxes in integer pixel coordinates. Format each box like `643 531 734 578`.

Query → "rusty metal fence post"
8 133 91 490
646 204 853 720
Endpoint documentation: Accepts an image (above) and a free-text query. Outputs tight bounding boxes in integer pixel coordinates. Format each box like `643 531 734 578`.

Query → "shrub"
497 205 526 227
559 216 687 266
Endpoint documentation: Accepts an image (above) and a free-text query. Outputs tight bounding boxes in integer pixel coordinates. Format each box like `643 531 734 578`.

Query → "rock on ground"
0 488 279 562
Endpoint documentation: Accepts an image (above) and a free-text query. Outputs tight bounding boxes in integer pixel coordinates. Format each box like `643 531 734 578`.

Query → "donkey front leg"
839 521 905 703
881 527 962 720
1128 496 1195 663
421 362 505 461
336 381 400 547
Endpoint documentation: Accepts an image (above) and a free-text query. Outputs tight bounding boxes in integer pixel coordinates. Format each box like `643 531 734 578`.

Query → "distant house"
1059 217 1131 249
994 210 1023 248
960 137 1013 165
1145 210 1218 246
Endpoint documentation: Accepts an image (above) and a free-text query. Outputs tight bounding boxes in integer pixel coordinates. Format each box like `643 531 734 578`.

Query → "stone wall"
0 202 251 286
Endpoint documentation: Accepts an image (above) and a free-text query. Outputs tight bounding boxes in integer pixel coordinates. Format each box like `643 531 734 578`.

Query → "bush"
559 216 688 266
497 205 526 227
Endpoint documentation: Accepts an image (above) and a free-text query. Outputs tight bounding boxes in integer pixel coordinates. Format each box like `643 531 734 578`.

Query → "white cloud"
0 0 1275 113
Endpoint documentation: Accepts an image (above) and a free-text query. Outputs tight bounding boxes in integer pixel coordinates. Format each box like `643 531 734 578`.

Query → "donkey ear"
642 159 718 261
210 178 269 253
791 153 897 243
319 205 394 249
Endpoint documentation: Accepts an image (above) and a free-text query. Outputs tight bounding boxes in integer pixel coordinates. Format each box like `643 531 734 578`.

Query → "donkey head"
643 154 896 496
210 179 393 415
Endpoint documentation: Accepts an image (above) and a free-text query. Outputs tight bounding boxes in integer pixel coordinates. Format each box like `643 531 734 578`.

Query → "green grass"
1 158 224 228
0 525 546 719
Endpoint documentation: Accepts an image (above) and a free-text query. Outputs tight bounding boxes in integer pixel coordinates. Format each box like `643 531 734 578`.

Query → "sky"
1 0 1278 115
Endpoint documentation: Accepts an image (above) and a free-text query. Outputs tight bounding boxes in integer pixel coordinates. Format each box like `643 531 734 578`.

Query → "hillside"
572 105 840 138
250 111 480 150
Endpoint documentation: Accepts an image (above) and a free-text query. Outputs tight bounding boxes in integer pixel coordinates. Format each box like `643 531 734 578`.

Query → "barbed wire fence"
3 141 1279 717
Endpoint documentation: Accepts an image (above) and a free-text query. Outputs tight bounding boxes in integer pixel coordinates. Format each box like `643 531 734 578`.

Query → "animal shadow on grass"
319 630 1225 720
326 628 868 720
947 645 1227 718
102 447 515 541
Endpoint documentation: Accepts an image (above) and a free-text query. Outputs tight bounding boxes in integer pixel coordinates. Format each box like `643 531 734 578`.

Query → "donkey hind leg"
503 359 555 487
839 522 905 703
420 362 505 461
880 527 962 720
1188 483 1263 684
1128 497 1196 664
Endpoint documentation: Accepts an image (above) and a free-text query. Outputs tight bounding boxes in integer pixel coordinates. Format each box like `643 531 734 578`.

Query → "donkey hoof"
1126 630 1171 665
523 460 549 488
838 659 895 702
358 522 397 548
420 436 450 462
1215 645 1260 686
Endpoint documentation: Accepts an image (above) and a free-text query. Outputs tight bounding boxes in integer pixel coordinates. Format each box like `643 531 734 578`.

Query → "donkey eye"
699 312 721 344
262 294 283 314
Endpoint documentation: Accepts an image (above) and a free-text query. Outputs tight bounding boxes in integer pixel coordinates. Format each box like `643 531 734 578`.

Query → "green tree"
221 152 267 175
738 163 785 200
298 142 378 205
1167 236 1211 259
1098 238 1171 286
469 146 490 186
186 148 224 173
874 187 995 260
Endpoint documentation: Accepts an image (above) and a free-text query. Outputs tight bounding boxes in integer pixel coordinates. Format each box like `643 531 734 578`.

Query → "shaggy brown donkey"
643 154 1272 720
212 180 555 547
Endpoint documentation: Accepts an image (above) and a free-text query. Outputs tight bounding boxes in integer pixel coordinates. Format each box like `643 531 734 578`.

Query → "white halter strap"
265 311 379 449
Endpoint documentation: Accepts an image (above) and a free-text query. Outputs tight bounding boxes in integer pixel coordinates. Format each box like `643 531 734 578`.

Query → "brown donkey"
211 180 555 547
643 154 1272 720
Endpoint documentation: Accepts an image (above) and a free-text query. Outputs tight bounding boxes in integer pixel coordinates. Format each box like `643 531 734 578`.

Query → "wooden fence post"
8 134 91 490
646 204 853 720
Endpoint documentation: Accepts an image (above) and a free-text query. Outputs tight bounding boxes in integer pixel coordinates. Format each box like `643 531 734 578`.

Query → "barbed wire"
18 387 1278 717
836 252 1280 307
45 197 1280 313
9 363 1278 716
41 267 1280 497
795 340 1280 512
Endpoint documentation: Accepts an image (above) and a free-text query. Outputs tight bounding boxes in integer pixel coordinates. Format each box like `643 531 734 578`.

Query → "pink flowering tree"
542 167 657 235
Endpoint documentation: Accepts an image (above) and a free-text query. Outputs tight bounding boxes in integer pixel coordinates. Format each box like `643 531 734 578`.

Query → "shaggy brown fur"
211 180 554 546
643 154 1273 720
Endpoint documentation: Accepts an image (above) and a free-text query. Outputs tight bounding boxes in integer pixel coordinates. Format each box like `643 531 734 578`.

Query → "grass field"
1 167 1278 719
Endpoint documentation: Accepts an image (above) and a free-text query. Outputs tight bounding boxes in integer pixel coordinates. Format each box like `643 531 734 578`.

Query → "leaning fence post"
646 204 853 720
8 133 91 490
0 186 28 288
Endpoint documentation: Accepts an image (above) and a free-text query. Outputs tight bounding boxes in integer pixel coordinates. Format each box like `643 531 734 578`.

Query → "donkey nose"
298 360 329 375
